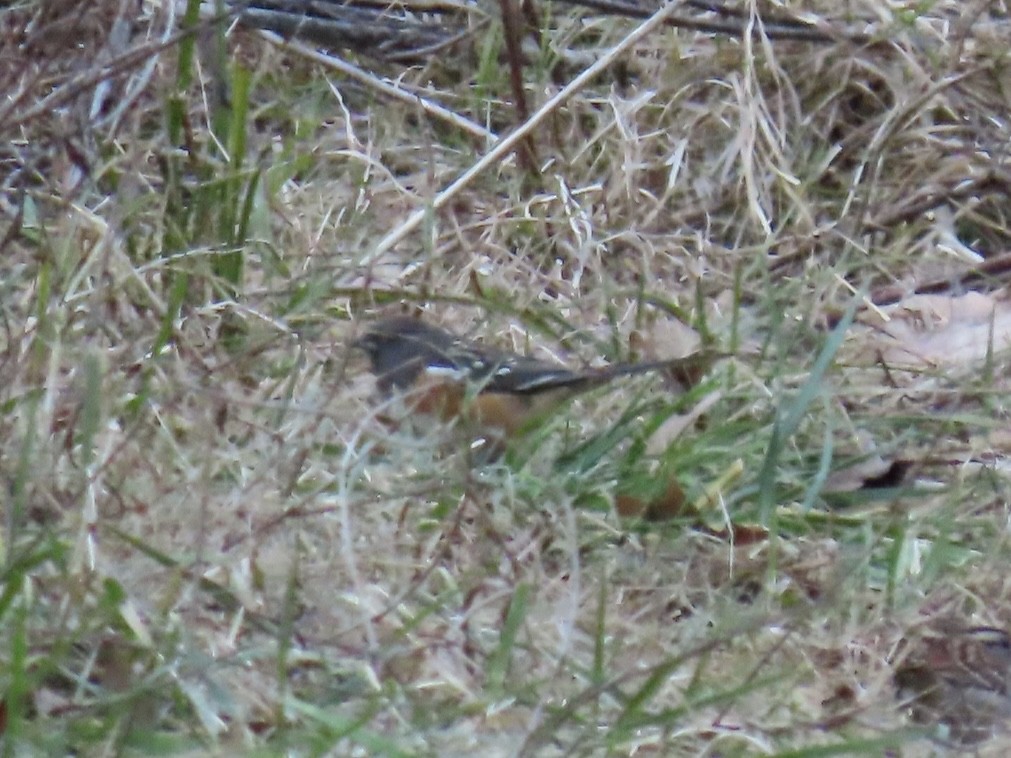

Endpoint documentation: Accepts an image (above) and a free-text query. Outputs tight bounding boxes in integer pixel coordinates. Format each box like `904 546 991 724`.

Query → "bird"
353 316 717 439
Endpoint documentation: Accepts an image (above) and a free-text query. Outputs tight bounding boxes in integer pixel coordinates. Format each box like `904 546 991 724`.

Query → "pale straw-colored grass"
2 0 1011 752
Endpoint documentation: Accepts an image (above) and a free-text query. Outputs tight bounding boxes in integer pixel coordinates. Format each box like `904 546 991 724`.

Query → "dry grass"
3 0 1011 753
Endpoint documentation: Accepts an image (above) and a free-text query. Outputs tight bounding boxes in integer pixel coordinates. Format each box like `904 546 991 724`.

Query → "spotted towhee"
354 316 716 438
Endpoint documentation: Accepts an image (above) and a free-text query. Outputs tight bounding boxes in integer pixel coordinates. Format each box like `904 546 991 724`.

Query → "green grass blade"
487 582 531 695
758 294 861 522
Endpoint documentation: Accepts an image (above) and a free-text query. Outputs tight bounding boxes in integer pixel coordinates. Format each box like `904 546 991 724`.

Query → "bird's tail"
590 350 725 392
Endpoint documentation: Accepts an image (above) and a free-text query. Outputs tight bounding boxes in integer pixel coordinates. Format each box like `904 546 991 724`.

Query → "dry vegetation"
3 0 1011 754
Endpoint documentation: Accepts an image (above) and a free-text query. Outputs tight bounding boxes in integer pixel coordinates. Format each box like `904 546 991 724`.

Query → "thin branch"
256 30 496 142
557 0 870 43
364 0 688 267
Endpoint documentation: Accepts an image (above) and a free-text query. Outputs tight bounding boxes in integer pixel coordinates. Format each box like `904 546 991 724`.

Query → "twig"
557 0 868 43
364 0 687 266
0 11 232 131
238 4 454 61
499 0 539 173
255 30 496 142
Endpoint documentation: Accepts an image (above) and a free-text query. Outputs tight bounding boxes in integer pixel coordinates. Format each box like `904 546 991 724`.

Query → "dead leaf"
615 475 689 521
858 291 1011 370
645 390 722 455
825 457 912 493
630 318 701 361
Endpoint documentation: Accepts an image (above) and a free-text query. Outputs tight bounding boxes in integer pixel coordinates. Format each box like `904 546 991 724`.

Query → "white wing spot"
424 366 471 381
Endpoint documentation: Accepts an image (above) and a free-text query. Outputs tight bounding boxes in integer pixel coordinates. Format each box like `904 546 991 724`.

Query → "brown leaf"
858 291 1011 371
615 476 689 521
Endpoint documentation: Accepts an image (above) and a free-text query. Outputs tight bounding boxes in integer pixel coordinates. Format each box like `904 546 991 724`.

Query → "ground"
3 0 1011 754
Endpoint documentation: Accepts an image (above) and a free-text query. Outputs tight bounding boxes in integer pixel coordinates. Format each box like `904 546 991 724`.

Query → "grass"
2 0 1011 754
